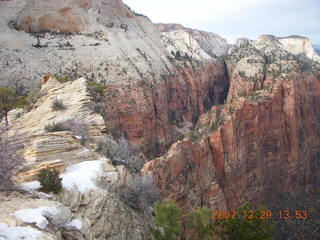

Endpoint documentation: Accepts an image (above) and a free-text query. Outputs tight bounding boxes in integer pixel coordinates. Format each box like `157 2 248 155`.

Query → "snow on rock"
61 160 103 193
0 223 43 240
21 159 106 193
66 219 83 230
13 206 60 230
21 181 41 191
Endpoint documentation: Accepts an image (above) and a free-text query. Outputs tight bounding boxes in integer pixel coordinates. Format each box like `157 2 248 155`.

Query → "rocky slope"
0 0 230 156
143 35 320 211
1 0 320 239
3 74 107 182
1 76 151 239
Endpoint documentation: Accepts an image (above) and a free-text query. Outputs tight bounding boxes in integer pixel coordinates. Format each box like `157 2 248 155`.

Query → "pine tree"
188 207 215 240
215 202 275 240
149 199 183 240
0 86 17 125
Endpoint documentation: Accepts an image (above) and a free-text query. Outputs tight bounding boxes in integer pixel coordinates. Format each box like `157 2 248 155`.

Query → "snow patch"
21 181 40 191
21 160 105 193
61 160 103 193
66 219 83 230
0 223 43 240
13 206 60 230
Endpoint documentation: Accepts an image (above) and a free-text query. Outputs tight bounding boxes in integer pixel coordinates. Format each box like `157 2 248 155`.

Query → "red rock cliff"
143 37 320 211
103 60 229 157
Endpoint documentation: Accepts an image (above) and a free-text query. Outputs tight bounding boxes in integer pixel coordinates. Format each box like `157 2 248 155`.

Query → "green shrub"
138 78 150 87
149 199 183 240
87 81 107 94
51 99 66 111
0 86 17 125
37 168 62 194
44 122 71 132
238 71 246 78
15 111 23 119
238 91 248 98
188 130 200 142
54 75 75 83
15 96 28 109
215 202 275 240
188 207 214 240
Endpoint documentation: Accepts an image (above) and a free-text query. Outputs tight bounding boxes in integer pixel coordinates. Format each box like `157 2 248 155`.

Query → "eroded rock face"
143 36 320 211
0 172 150 240
2 75 107 182
104 60 229 156
59 187 150 240
157 23 229 58
143 139 227 211
14 0 93 33
279 36 320 62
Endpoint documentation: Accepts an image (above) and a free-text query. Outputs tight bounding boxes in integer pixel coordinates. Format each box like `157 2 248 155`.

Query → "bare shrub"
116 175 159 213
65 119 89 145
96 135 144 172
44 122 71 132
0 126 24 188
51 99 66 111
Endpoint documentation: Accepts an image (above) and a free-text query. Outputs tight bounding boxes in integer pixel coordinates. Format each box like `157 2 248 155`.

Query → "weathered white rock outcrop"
157 23 229 60
1 166 150 240
2 75 106 182
0 0 171 90
279 36 320 62
0 75 151 240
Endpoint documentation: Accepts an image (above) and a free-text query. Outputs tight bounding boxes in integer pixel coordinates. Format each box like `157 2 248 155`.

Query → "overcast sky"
123 0 320 45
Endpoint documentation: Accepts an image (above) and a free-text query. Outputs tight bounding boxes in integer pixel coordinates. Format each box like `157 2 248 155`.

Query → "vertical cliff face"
104 60 229 156
143 36 320 211
157 23 229 58
279 36 320 62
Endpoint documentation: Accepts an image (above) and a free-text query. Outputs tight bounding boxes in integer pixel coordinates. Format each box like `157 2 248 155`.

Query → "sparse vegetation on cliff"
0 86 17 125
87 81 107 94
0 126 24 189
96 135 144 172
44 122 71 132
149 200 275 240
187 207 215 240
51 98 66 111
37 168 62 194
214 202 275 240
65 119 89 146
116 176 159 214
54 75 76 83
149 199 183 240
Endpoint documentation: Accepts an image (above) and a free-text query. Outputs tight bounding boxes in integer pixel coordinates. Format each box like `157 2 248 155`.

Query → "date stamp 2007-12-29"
211 210 309 220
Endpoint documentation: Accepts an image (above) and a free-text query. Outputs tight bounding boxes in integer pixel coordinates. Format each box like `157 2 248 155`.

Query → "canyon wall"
1 1 320 238
143 36 320 211
104 60 229 156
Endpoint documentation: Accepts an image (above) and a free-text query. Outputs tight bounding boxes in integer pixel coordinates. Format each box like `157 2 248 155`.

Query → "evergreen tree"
215 202 275 240
0 86 17 125
149 199 183 240
188 207 215 240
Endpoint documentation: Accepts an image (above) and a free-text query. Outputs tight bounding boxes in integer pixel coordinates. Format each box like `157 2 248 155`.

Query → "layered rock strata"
143 36 320 211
